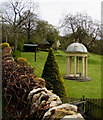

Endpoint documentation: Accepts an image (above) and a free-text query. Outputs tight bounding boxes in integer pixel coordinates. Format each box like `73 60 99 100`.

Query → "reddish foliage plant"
2 49 45 119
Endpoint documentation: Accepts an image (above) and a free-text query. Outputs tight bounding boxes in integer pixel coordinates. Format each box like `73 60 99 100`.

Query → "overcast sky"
37 0 102 26
0 0 102 26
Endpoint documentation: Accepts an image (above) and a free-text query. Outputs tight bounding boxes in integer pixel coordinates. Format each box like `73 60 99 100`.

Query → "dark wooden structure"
23 44 38 52
23 44 38 61
38 40 51 50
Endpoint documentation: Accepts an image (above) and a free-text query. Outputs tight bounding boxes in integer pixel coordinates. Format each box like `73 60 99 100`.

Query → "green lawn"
21 50 102 99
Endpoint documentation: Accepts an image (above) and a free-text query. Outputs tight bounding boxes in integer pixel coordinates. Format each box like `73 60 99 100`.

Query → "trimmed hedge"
41 48 67 97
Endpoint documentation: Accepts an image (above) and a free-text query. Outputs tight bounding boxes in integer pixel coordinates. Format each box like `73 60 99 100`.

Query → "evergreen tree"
41 48 67 97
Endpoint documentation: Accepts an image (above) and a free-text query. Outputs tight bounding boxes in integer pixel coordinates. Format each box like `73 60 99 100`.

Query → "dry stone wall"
28 87 85 120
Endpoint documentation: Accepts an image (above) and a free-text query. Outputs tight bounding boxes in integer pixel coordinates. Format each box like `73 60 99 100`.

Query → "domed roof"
66 42 88 53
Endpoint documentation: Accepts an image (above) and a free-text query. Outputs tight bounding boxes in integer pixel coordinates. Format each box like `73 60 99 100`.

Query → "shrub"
2 47 12 56
41 48 67 97
2 49 46 119
2 60 36 119
0 42 10 49
12 50 21 60
1 43 12 59
17 41 24 51
17 57 28 66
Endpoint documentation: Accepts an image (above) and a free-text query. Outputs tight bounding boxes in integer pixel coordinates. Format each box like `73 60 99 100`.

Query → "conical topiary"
41 48 67 97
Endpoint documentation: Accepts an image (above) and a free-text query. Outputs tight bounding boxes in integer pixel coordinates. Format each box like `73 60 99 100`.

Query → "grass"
21 51 48 77
21 50 102 99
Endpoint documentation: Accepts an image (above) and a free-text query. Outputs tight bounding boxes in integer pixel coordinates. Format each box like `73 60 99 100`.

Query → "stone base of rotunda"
63 75 91 82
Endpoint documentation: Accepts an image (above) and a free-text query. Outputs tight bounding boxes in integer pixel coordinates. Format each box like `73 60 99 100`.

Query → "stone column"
66 56 69 76
76 57 79 73
66 56 70 76
82 57 85 77
69 56 72 74
74 56 77 76
85 57 88 76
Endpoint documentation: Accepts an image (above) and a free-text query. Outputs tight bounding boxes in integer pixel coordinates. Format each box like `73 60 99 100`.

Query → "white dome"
66 43 88 53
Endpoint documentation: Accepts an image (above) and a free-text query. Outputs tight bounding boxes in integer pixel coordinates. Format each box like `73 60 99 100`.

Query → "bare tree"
1 0 39 50
21 10 38 43
60 13 101 49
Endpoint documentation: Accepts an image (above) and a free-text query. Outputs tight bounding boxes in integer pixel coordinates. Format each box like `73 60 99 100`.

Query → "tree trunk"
14 30 18 50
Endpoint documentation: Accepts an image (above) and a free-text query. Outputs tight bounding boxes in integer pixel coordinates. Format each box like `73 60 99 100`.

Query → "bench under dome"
64 42 91 81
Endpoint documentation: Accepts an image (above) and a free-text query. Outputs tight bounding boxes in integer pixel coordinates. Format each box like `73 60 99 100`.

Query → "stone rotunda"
64 42 91 81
